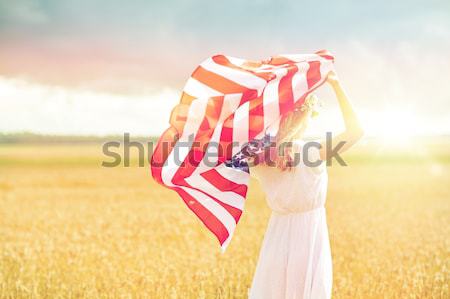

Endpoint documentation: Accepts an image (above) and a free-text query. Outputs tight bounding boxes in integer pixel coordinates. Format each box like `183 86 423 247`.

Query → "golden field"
0 139 449 298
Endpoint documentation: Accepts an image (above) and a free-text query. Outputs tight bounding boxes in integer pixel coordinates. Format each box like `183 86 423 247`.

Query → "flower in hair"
300 94 322 117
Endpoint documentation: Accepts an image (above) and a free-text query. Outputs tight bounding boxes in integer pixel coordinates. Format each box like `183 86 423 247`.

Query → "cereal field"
0 140 449 298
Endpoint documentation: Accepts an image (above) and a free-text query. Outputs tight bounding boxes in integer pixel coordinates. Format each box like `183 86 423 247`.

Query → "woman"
248 71 364 299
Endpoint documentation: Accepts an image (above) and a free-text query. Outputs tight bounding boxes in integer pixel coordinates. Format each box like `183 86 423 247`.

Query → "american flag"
150 50 334 250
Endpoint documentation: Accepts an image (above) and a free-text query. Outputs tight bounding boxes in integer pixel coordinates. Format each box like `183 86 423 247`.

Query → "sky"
0 0 449 136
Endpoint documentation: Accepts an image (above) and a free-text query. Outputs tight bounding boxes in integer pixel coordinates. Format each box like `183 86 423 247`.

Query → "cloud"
0 0 48 24
0 1 449 136
0 71 448 138
0 76 179 136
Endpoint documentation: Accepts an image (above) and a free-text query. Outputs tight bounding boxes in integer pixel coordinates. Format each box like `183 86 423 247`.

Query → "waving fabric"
150 50 334 250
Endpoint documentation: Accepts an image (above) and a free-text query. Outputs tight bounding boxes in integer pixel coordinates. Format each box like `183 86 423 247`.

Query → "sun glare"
363 108 421 147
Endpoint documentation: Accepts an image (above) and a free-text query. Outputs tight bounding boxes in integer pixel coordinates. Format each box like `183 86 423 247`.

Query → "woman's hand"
326 71 339 87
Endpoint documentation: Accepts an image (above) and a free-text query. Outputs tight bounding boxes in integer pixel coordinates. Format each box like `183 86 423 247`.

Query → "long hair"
274 109 310 171
268 94 318 171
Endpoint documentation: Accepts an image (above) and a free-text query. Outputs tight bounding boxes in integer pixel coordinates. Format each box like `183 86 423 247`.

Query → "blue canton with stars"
224 134 275 173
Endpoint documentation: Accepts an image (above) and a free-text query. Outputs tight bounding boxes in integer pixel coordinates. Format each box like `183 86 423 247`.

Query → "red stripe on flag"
248 95 265 141
315 50 334 62
192 66 256 95
175 187 230 245
173 176 243 223
307 61 322 88
219 114 235 161
212 55 275 82
268 56 295 65
201 169 248 197
171 97 225 184
150 127 178 185
278 65 298 115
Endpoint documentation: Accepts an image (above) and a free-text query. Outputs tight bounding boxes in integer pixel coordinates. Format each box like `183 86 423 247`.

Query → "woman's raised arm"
319 72 364 161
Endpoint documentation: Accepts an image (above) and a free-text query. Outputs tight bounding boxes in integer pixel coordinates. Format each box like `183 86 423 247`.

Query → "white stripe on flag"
262 70 285 130
279 54 321 63
201 58 267 96
161 98 209 187
232 101 249 156
221 93 243 117
180 186 237 238
292 62 310 103
185 175 245 210
215 164 250 186
226 56 246 67
184 77 223 98
191 93 243 174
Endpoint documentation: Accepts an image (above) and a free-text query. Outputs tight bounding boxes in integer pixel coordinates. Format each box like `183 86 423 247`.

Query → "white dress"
249 141 332 299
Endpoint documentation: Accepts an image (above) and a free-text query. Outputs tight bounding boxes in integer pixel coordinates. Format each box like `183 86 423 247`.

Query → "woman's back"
251 140 328 214
249 140 332 299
